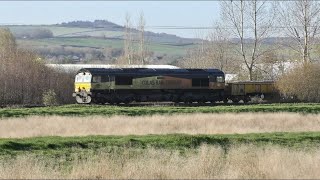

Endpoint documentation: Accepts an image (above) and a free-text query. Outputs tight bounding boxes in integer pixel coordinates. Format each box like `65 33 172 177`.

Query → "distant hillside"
2 21 197 65
56 20 202 45
58 20 124 31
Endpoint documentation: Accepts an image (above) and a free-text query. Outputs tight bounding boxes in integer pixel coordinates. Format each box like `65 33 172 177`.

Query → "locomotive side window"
192 78 209 87
101 76 109 82
92 76 101 83
115 76 133 85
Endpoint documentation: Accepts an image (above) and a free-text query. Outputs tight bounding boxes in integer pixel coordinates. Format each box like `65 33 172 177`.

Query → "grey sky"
0 1 221 38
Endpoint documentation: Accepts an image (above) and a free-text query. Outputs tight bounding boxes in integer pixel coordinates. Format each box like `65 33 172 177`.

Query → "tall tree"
278 0 320 63
220 0 276 80
137 11 146 65
123 12 133 65
0 28 17 104
206 22 233 72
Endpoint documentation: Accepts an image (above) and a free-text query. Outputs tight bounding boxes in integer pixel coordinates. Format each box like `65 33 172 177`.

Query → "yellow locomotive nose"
75 83 91 92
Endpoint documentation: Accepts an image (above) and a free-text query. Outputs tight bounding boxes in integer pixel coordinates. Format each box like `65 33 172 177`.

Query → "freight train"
72 67 278 104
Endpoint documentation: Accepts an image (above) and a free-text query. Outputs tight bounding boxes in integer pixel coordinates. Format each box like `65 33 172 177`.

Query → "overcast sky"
0 1 221 38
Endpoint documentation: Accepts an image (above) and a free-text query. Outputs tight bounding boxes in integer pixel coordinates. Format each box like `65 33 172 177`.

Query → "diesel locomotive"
72 67 225 104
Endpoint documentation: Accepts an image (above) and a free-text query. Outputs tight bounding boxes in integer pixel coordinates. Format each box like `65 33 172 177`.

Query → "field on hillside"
17 37 194 56
8 25 123 37
1 104 320 178
8 25 196 57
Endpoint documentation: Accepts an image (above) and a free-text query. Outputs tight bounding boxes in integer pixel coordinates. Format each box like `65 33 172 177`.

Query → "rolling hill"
3 20 202 64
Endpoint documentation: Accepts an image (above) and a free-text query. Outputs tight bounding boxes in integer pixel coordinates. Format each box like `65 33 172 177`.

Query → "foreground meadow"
0 113 319 138
0 145 320 179
1 104 320 179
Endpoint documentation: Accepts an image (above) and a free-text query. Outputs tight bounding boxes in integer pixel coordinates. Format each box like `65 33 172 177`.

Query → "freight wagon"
223 81 278 103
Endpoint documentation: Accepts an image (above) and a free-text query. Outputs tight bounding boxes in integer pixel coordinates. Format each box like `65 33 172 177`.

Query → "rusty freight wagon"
73 68 225 104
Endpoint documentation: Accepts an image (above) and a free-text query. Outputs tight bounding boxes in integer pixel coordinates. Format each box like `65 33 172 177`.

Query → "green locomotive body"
73 68 225 104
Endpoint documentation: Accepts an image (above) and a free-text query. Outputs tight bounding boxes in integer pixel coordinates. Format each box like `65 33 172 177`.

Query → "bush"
42 89 58 106
276 63 320 102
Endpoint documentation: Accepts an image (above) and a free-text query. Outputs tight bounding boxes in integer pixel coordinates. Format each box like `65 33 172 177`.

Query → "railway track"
86 101 275 107
0 100 291 108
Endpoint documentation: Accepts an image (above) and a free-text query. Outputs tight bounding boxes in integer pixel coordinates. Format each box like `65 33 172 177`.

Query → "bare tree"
0 28 74 106
220 0 276 80
205 22 234 72
123 12 133 65
181 41 207 68
180 24 236 71
278 0 320 63
137 11 146 65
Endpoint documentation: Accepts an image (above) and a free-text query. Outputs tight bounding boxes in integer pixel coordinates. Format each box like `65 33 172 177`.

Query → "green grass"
0 103 319 118
0 132 320 157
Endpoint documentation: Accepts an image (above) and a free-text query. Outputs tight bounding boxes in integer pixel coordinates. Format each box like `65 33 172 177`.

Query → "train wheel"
76 95 92 104
76 95 83 104
84 95 92 104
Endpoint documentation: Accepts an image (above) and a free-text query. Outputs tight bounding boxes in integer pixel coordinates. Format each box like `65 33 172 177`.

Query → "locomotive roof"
77 68 224 76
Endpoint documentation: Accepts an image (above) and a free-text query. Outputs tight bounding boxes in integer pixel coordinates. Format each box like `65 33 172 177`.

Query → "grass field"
1 132 320 157
1 144 320 179
17 37 194 56
1 103 319 118
8 25 124 38
1 104 320 178
0 113 319 138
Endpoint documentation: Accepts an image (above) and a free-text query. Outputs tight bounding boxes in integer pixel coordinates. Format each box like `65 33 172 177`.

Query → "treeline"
59 20 123 30
0 28 74 106
13 28 53 39
33 45 107 63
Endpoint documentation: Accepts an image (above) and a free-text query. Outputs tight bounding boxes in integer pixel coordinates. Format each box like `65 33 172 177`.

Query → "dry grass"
0 145 319 179
1 113 320 138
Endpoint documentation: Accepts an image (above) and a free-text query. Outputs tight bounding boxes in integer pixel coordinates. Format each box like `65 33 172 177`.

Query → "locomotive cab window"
115 76 133 85
75 73 92 83
217 76 225 83
192 78 209 87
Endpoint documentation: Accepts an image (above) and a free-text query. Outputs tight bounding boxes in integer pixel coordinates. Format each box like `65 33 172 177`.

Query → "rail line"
0 100 294 109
